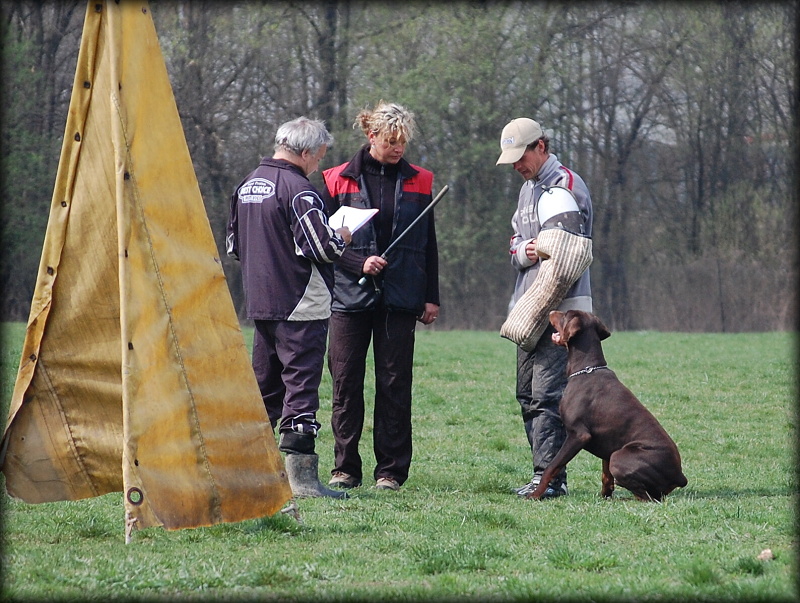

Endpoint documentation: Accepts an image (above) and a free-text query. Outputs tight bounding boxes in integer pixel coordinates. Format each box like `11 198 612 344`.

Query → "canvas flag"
0 0 292 538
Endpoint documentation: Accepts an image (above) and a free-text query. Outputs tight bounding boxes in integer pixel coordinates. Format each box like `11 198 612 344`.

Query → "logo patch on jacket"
239 178 275 204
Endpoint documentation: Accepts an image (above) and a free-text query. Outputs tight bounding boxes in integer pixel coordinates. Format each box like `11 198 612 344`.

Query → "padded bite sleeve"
500 228 593 351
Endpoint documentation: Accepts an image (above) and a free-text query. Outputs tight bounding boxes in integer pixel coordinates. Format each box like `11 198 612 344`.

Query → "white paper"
330 206 379 233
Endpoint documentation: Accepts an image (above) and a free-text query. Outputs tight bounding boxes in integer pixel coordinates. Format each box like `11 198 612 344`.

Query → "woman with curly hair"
321 101 440 491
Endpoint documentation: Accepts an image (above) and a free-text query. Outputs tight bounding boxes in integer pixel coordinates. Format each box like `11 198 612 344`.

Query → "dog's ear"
593 315 611 340
561 313 584 344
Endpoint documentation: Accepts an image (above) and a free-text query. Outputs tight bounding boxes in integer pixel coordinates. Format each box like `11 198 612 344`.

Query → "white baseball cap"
496 118 543 165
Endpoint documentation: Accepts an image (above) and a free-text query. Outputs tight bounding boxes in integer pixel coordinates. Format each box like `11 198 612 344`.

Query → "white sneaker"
513 477 540 496
514 477 567 498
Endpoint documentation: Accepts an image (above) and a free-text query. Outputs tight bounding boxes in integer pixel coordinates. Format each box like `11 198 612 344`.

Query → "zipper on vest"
380 165 385 209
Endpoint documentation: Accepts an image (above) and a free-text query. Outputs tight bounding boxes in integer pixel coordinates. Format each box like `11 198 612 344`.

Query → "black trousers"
328 307 417 484
252 319 326 435
516 324 568 486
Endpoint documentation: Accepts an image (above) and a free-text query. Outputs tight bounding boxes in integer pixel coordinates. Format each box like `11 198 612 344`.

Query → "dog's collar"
568 365 609 379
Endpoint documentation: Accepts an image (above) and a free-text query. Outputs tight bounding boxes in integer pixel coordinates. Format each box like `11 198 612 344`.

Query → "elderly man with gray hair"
227 116 352 498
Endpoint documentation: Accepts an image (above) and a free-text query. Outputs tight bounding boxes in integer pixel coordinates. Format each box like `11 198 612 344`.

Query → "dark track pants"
252 319 326 435
516 324 568 486
328 307 417 484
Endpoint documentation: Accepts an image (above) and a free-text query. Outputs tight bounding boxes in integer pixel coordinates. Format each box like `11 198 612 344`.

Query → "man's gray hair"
274 116 334 156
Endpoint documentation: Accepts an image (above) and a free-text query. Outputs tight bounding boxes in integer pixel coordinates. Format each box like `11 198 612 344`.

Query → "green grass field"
0 322 796 602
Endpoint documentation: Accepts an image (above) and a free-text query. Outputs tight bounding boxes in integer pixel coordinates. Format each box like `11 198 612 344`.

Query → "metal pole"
358 184 449 286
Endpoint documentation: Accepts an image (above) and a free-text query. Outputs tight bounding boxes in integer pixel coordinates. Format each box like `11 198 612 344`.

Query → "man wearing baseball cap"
496 117 545 165
497 117 595 499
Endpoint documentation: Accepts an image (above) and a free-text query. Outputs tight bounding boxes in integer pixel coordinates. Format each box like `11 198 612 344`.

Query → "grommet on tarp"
126 487 144 506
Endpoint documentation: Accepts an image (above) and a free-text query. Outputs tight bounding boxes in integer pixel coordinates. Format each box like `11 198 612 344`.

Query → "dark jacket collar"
260 156 307 178
339 144 419 181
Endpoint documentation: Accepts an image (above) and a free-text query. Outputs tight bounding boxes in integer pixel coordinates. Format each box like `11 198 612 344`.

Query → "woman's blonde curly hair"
354 100 416 142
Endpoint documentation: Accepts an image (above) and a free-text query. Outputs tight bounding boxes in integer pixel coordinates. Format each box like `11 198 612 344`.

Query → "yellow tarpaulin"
0 0 292 537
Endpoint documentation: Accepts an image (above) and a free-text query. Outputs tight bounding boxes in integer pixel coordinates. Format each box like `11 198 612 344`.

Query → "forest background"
1 0 796 333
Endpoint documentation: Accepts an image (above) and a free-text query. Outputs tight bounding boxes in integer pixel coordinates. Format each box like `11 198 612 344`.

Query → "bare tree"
2 1 794 330
0 1 82 320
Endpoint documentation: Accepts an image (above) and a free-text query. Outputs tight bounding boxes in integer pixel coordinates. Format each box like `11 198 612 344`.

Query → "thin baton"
358 184 450 286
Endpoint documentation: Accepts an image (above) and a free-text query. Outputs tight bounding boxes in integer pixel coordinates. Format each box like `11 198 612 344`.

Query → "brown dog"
527 310 687 501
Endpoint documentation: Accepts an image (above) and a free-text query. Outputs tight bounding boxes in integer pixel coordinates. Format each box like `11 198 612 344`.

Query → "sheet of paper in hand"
330 206 379 233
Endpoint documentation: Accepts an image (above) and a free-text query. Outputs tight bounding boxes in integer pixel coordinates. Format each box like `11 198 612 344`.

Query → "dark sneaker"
538 483 569 499
328 472 361 489
375 477 400 491
513 478 540 497
514 478 568 498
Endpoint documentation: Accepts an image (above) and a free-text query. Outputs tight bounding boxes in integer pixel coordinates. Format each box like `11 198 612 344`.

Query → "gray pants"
516 324 568 487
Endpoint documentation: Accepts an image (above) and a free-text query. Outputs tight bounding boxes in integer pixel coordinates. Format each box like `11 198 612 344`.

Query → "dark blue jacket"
227 158 346 320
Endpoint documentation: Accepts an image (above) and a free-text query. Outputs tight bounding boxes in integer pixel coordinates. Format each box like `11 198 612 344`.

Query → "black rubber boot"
284 453 348 499
280 432 347 499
